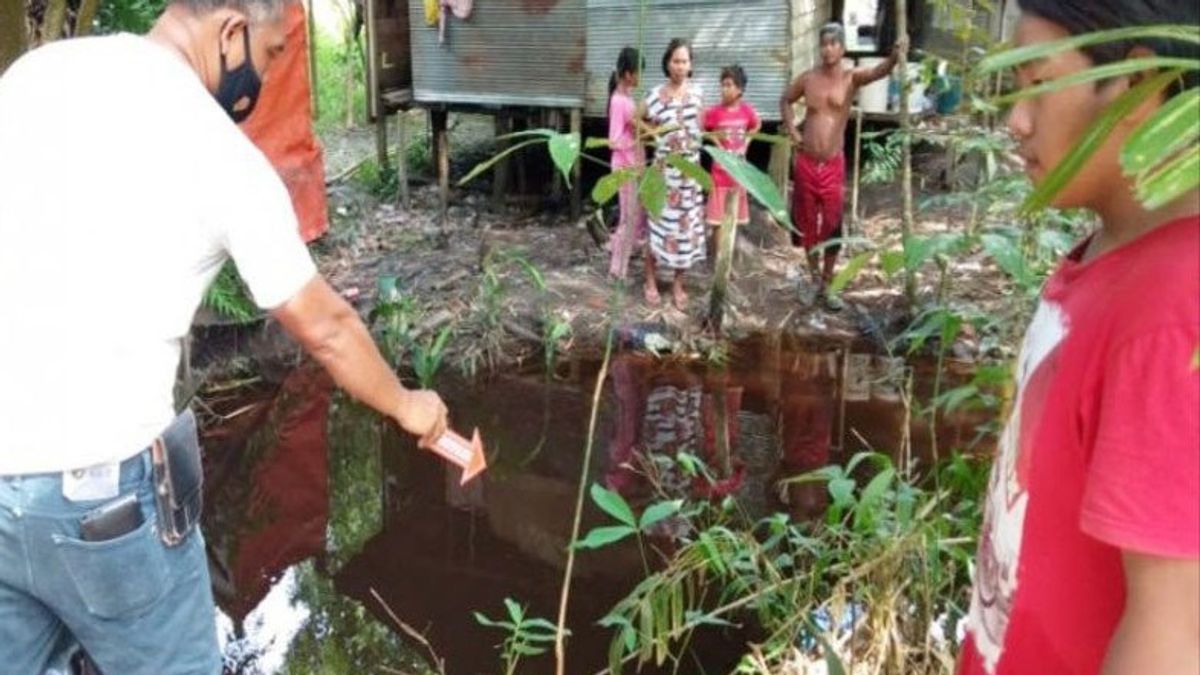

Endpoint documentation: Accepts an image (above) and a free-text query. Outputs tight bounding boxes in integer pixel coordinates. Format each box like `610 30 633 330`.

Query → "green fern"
203 262 259 323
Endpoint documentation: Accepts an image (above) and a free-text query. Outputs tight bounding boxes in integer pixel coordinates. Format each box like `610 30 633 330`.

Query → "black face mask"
214 24 261 123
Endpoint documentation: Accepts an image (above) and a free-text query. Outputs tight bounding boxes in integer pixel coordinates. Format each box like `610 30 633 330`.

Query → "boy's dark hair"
720 65 748 92
1017 0 1200 95
661 38 694 79
608 47 643 97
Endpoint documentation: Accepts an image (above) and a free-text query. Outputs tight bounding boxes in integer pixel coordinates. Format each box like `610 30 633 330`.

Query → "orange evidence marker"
424 428 487 485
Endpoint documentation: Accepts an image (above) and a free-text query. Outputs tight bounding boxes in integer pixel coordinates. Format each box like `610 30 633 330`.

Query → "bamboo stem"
895 0 917 305
555 332 615 675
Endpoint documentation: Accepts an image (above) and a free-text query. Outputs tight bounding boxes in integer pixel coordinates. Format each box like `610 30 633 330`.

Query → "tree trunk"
895 0 917 305
75 0 100 36
0 0 28 75
707 192 740 333
42 0 68 41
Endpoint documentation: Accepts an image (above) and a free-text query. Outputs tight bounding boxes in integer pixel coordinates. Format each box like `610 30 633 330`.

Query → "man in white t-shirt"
0 0 449 672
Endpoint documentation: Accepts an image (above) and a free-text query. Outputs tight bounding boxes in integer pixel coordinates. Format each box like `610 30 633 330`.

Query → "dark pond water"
201 334 992 674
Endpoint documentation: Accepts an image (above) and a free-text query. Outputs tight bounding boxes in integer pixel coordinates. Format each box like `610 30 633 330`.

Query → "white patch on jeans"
61 462 120 501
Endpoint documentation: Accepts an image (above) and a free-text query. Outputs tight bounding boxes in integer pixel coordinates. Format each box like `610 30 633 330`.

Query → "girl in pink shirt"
607 47 645 280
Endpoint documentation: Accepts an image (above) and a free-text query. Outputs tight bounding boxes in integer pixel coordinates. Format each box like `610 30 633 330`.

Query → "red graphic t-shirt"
958 215 1200 675
702 102 760 188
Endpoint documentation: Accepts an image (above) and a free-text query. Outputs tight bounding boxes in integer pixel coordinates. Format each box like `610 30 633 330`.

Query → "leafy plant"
202 261 258 323
410 325 452 389
474 598 565 675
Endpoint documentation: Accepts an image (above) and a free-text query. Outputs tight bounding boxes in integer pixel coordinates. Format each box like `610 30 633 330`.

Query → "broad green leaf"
993 58 1197 104
705 146 794 233
592 167 639 205
811 235 873 255
828 477 856 508
494 128 556 143
828 251 872 295
472 611 513 629
979 25 1200 73
880 250 906 276
981 233 1032 285
549 131 582 186
859 467 896 507
1134 145 1200 209
1020 70 1181 213
639 499 683 531
934 384 980 413
666 155 715 193
377 275 399 301
573 525 636 549
458 138 545 187
1122 88 1200 174
504 597 524 622
590 483 637 526
512 644 548 656
638 166 668 219
845 451 880 475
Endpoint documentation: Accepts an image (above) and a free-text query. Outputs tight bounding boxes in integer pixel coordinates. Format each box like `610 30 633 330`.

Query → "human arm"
272 276 449 444
780 73 806 146
1101 552 1199 675
852 36 908 87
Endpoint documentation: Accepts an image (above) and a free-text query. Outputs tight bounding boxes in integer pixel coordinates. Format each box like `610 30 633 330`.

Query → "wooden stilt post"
433 108 450 224
570 108 583 220
376 110 390 170
397 109 411 210
850 108 864 237
549 109 564 202
492 111 511 210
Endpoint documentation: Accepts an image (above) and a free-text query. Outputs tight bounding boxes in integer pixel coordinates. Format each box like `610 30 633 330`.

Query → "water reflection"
201 335 989 674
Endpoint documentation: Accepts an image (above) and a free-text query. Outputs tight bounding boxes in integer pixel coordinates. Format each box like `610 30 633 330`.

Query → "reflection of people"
0 1 448 672
777 353 837 518
604 356 744 503
641 38 706 310
957 2 1199 674
779 23 904 310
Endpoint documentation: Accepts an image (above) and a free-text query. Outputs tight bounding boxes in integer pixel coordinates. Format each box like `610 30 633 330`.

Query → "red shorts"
706 186 750 225
791 152 845 250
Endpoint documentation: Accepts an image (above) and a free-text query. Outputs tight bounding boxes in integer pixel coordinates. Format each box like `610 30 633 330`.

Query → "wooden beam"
492 112 511 210
850 108 864 237
570 108 583 220
397 110 411 210
432 109 450 225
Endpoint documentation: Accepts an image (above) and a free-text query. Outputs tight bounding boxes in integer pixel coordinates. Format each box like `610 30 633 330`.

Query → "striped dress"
645 83 706 270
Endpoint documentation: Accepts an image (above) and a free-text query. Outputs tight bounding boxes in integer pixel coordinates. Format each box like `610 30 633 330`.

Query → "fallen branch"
369 587 448 675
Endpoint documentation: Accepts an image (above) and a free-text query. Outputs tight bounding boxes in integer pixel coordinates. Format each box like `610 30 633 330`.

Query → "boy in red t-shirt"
956 2 1199 674
702 65 761 253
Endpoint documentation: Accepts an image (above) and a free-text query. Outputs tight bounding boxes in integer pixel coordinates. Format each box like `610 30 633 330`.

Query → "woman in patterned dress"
640 38 706 310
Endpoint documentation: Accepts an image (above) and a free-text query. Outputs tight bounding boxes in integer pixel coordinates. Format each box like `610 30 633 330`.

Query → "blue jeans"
0 450 220 674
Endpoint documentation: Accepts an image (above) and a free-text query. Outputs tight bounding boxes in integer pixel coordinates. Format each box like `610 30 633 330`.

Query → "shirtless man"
780 24 905 310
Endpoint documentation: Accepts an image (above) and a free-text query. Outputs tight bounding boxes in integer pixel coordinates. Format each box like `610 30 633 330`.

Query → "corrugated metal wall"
586 0 793 121
409 0 587 108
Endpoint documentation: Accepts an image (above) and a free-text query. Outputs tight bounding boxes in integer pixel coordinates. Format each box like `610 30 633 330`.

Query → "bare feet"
672 282 688 311
644 281 661 306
